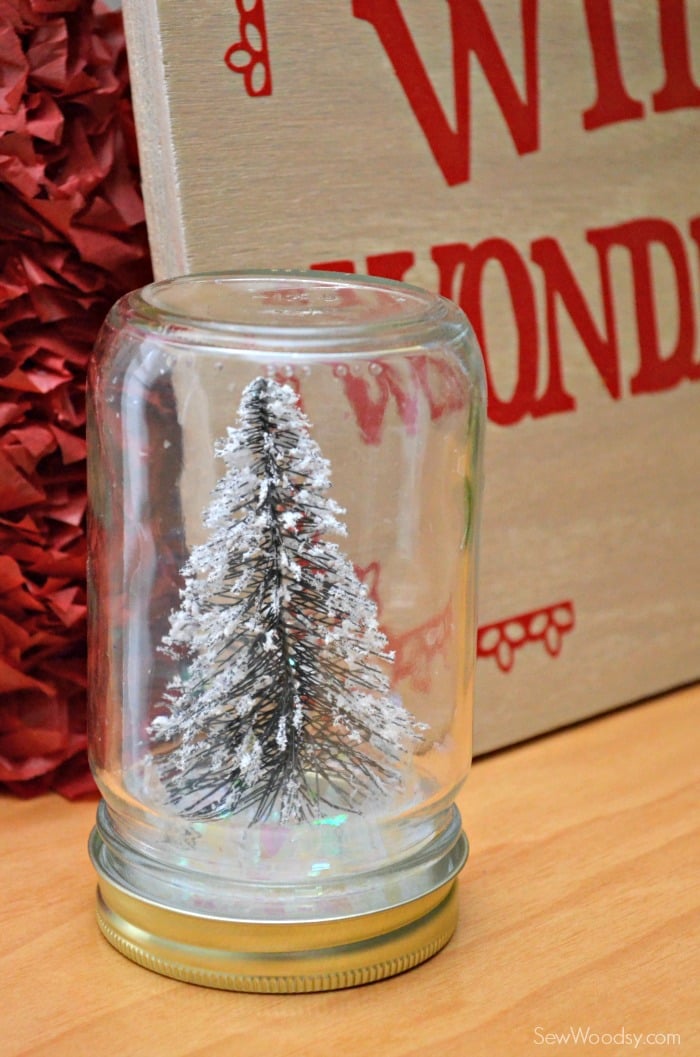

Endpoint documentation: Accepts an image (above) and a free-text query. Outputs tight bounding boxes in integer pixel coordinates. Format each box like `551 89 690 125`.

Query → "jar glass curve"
87 270 486 930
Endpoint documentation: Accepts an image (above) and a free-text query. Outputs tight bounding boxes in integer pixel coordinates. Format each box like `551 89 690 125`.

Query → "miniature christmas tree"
150 377 421 823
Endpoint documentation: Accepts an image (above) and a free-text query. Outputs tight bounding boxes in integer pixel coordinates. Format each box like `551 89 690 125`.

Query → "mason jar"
87 270 486 992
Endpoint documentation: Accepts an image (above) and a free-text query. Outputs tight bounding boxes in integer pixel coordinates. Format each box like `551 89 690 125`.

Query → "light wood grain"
121 0 700 754
2 685 698 1057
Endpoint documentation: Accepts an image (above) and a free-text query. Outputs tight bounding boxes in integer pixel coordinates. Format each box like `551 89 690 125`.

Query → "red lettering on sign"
311 214 700 429
411 356 468 422
366 251 416 282
581 0 645 130
336 363 419 443
583 0 700 128
433 239 542 427
653 0 700 112
352 0 539 186
311 260 357 275
311 252 416 282
689 215 700 276
354 1 699 178
531 235 620 405
588 218 700 393
334 354 466 445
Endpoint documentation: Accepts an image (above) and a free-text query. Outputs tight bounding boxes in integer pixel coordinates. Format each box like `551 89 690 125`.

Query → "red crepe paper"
0 0 152 798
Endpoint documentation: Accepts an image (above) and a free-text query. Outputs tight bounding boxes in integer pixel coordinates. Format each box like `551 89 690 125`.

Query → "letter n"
531 237 621 402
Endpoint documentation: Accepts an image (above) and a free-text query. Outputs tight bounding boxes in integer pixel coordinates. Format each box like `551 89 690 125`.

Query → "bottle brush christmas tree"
150 377 422 823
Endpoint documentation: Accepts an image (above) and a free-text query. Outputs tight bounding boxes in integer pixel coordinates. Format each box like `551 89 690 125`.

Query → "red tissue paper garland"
0 0 152 798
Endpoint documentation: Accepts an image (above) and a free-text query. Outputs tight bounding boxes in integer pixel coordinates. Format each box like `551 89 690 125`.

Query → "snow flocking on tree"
149 376 423 824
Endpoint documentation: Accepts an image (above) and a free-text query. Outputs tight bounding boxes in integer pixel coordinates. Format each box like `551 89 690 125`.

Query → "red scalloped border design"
477 601 576 673
224 1 272 97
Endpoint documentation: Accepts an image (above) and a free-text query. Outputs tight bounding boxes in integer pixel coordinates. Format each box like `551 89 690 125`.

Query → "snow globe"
87 270 486 991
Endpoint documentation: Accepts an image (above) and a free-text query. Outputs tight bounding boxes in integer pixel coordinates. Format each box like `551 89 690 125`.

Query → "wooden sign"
121 0 700 753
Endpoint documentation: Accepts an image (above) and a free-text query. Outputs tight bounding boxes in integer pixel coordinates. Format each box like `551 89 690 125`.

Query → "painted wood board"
121 0 700 752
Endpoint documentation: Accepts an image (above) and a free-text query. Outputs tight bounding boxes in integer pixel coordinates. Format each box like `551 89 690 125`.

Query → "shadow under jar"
87 270 486 992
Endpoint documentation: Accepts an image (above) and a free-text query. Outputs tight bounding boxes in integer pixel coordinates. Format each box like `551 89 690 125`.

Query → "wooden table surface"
2 685 698 1057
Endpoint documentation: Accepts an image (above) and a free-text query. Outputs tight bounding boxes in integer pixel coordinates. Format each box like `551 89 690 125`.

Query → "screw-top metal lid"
94 872 460 993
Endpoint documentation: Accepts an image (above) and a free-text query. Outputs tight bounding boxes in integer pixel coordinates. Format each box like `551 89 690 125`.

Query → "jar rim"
110 270 468 353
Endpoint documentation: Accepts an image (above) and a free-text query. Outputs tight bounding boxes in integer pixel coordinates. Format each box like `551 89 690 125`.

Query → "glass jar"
87 270 485 992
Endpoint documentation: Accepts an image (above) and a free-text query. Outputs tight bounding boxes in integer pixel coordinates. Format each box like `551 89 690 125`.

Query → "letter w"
353 0 539 186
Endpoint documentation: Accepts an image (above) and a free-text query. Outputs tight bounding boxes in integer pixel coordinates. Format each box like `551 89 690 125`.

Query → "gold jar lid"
94 870 462 993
